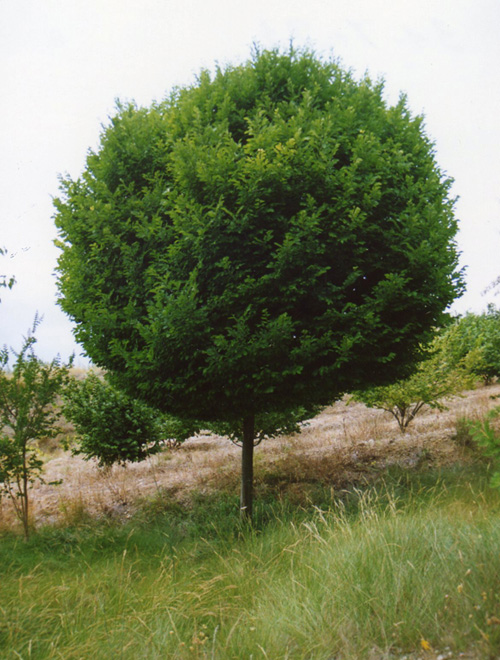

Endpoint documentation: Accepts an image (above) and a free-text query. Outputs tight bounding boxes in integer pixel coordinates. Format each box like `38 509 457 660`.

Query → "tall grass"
1 467 499 659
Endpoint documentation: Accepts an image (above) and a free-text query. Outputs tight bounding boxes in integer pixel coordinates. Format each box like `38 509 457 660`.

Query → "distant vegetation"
444 305 500 384
352 326 475 432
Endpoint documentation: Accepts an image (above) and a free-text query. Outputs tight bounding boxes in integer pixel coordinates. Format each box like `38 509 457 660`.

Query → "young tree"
63 372 196 467
0 322 71 538
352 332 474 432
54 47 463 518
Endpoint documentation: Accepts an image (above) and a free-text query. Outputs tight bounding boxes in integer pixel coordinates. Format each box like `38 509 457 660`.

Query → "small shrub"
0 320 71 539
63 373 198 467
453 417 477 449
469 406 500 488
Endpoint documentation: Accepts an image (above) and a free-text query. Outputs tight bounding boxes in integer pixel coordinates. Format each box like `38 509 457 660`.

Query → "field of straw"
2 382 498 532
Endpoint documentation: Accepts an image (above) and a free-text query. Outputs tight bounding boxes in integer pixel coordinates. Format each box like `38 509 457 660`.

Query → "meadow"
1 384 500 659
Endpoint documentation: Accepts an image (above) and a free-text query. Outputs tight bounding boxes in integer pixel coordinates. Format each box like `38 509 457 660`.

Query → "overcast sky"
1 0 499 364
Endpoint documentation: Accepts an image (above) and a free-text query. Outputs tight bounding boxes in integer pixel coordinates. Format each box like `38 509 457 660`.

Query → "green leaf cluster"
440 306 500 384
63 373 197 467
469 407 500 489
54 46 463 436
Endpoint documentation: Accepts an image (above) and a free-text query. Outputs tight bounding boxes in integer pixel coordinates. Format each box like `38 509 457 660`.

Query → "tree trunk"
22 448 30 540
240 415 255 521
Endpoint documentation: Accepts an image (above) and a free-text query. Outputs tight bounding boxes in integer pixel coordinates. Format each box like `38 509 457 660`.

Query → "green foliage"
63 372 197 467
353 332 473 432
441 306 500 384
55 46 462 426
453 416 477 449
0 321 71 538
469 406 500 489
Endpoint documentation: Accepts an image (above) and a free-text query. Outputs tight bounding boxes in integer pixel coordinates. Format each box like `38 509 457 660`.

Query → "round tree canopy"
55 47 463 427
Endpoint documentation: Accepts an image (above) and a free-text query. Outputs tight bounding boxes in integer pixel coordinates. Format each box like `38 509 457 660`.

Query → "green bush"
443 306 500 384
469 406 500 488
453 416 477 449
63 373 197 467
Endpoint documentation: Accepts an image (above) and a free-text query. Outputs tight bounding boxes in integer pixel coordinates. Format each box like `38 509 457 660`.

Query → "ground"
1 383 498 531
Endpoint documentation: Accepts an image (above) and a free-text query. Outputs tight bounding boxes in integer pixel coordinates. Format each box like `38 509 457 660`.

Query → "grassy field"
1 387 500 658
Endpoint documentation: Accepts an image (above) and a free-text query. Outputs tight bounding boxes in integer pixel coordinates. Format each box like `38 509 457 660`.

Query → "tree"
54 47 463 519
63 372 196 467
352 330 474 432
0 321 71 539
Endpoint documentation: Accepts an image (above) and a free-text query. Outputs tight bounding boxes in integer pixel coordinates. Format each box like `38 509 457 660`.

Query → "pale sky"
1 0 499 363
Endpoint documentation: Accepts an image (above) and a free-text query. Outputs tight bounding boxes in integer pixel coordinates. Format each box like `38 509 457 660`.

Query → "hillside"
3 382 498 531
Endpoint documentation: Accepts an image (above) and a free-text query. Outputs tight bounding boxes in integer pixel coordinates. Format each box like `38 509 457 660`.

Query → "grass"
1 466 500 659
2 385 500 658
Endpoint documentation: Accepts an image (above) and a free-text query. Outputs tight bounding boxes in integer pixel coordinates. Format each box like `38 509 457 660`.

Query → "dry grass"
1 383 499 531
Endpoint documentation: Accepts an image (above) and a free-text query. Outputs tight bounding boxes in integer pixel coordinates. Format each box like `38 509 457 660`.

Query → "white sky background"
1 0 499 364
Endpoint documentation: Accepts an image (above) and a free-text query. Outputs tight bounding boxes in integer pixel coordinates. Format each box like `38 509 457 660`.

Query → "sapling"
353 332 474 432
0 320 71 538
